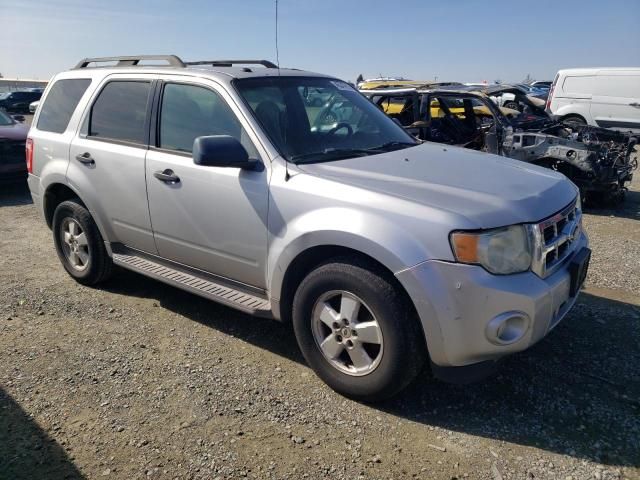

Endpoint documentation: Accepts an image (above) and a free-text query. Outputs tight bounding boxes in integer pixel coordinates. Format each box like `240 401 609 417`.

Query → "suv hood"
296 142 577 229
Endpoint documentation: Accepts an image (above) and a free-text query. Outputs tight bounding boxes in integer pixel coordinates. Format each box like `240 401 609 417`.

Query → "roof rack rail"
74 55 186 69
185 60 278 69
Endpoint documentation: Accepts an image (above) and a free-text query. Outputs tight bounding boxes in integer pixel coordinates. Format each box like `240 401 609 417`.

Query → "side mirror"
192 135 260 170
12 115 25 122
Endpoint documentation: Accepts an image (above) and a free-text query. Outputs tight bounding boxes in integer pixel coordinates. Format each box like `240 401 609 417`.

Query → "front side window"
89 81 151 144
158 83 257 157
37 78 91 133
235 77 417 164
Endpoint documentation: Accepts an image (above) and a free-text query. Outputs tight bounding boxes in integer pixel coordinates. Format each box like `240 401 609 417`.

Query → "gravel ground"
0 153 639 479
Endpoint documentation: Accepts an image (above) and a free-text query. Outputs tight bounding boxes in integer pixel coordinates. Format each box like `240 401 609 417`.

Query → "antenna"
275 0 280 71
276 0 291 181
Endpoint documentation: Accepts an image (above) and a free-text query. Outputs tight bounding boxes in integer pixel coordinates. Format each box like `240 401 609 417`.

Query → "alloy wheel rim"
311 290 383 377
61 218 90 271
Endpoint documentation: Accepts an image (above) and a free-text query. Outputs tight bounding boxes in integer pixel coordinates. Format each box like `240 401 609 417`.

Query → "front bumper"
396 232 588 369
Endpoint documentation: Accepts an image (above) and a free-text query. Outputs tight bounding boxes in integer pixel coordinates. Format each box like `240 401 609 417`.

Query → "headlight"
450 225 532 274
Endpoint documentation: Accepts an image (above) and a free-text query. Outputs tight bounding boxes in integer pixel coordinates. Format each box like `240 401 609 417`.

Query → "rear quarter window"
561 75 596 96
37 79 92 133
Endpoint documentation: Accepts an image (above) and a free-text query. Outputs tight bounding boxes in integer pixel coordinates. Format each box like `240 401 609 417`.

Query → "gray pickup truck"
27 56 590 400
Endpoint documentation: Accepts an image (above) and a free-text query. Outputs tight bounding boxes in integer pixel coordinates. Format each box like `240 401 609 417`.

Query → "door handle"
75 152 95 165
153 169 180 184
629 102 640 108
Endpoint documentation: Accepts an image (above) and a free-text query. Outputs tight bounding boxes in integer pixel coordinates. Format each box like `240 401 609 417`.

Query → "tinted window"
159 83 258 156
37 79 91 133
89 81 150 143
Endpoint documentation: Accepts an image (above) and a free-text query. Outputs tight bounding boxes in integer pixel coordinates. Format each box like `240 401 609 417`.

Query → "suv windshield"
235 77 418 163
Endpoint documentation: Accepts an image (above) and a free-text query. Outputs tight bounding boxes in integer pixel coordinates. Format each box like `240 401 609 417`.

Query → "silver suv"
27 55 590 400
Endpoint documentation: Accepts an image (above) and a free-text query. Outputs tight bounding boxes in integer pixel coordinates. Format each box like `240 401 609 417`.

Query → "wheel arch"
43 182 86 228
273 238 425 334
42 182 110 249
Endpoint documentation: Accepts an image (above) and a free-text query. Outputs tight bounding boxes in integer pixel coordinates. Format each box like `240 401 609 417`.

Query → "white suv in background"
546 67 640 132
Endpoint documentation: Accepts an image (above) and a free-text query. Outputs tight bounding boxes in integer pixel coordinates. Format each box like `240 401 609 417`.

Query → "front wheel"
562 115 587 128
52 199 113 285
292 260 427 401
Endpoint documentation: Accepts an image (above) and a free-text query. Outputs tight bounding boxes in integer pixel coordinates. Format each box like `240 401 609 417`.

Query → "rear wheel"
292 259 426 401
52 199 113 285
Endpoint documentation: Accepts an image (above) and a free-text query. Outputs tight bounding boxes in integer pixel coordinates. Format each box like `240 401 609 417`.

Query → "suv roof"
67 55 330 81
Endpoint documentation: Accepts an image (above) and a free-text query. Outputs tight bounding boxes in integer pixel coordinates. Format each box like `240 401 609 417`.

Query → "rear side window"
561 75 595 96
37 79 91 133
89 81 151 144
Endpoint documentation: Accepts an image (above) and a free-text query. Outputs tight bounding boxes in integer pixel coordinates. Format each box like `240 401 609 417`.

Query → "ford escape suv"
27 55 590 401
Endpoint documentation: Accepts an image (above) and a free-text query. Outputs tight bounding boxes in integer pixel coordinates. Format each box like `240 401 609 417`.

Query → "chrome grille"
529 198 581 278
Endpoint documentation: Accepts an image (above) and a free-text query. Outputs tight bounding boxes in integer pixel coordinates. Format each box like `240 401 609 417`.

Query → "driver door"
145 78 269 288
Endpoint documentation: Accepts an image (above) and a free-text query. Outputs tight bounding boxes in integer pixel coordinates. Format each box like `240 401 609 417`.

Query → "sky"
1 0 639 83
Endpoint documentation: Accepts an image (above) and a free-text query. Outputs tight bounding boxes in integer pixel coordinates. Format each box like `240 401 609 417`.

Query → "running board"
112 251 272 317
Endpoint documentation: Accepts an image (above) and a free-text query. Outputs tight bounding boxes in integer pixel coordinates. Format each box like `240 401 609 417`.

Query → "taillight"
26 138 34 174
546 75 558 112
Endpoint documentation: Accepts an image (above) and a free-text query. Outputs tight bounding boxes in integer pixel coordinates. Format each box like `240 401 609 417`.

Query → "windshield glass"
235 77 418 163
0 109 14 126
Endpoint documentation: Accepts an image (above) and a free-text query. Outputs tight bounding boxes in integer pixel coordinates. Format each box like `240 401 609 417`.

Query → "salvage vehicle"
28 55 590 401
0 109 29 182
358 79 462 90
360 84 637 204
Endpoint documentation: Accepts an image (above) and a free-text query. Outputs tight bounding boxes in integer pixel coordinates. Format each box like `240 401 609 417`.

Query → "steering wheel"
327 122 353 136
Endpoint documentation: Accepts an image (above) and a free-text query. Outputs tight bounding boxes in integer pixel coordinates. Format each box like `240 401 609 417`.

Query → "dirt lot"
1 152 639 479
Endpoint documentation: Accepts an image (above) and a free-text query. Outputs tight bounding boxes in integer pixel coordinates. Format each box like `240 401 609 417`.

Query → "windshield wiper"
367 141 419 152
291 148 374 164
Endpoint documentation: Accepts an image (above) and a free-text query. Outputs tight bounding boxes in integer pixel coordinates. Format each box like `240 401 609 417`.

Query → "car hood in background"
0 122 29 141
296 142 577 229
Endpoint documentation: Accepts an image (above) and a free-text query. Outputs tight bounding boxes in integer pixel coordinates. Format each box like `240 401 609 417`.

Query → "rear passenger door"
69 76 157 253
145 79 269 288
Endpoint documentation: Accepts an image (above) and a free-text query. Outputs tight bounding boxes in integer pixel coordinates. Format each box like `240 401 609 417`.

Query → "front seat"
255 101 286 148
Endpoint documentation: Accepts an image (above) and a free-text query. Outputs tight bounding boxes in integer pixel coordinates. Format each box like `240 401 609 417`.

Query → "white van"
546 67 640 132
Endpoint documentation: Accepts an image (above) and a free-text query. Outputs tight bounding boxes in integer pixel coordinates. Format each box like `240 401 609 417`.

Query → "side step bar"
112 251 272 317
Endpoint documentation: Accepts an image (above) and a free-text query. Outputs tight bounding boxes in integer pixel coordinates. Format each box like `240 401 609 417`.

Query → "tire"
503 101 519 111
292 259 426 401
562 115 587 128
52 199 113 285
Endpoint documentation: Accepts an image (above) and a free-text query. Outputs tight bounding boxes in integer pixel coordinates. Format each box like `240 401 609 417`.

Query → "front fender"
267 207 435 302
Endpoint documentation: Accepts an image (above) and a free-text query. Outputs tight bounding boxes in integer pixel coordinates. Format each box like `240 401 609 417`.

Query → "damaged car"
359 84 638 204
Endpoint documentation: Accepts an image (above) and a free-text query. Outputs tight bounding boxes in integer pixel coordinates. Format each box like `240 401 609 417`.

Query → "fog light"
486 311 530 345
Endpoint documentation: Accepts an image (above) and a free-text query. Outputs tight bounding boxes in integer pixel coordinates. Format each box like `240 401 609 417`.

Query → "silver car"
26 56 590 400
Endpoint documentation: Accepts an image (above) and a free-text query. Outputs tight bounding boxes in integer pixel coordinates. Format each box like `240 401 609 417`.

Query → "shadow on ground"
584 189 640 221
103 269 640 468
0 388 84 479
0 181 32 207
